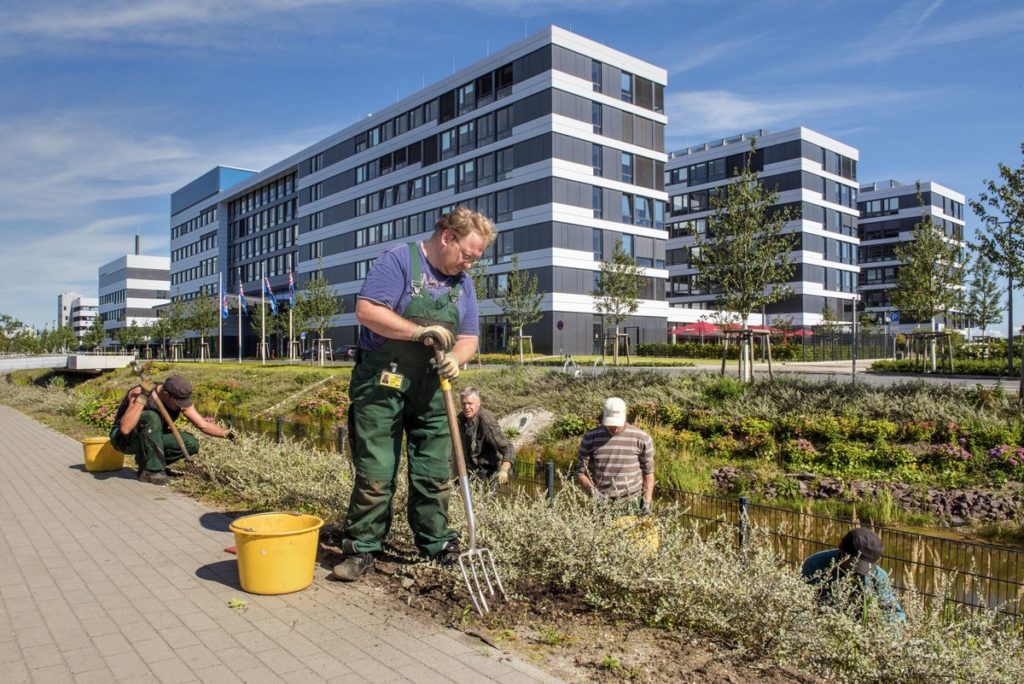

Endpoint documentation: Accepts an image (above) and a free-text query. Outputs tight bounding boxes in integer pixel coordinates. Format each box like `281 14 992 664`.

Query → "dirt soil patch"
320 528 817 683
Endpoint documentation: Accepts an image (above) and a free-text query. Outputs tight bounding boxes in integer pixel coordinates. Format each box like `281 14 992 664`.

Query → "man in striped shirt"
576 397 655 514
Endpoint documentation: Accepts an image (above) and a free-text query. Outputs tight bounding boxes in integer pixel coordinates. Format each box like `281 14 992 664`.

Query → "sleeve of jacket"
481 410 515 464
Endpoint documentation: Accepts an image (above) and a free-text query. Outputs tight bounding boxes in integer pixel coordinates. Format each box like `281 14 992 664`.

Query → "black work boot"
330 552 375 581
139 470 171 486
435 540 461 567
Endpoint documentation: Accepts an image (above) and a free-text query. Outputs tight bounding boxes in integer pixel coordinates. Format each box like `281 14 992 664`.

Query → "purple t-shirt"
357 241 479 351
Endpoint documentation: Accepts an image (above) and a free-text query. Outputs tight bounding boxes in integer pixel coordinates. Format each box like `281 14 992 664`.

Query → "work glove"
434 351 460 380
138 380 155 397
639 499 653 516
496 469 510 485
226 431 237 443
412 325 455 351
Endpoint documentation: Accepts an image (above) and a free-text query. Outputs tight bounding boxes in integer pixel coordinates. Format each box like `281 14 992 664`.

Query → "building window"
621 152 634 184
496 147 514 182
592 102 603 135
593 186 603 219
592 144 603 176
620 72 633 103
593 228 603 260
496 106 513 140
591 60 602 92
621 195 633 224
635 196 653 227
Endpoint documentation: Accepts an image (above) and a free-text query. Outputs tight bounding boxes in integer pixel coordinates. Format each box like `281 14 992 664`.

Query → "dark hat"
838 528 883 576
163 375 193 408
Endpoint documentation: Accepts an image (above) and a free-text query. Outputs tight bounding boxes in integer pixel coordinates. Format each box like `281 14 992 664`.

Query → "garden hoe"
129 360 192 465
430 344 507 616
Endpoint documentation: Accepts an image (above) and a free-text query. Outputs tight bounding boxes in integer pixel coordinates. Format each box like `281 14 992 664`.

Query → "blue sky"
1 0 1022 330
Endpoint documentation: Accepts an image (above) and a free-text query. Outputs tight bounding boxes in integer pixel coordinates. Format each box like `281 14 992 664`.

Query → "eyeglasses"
451 234 482 265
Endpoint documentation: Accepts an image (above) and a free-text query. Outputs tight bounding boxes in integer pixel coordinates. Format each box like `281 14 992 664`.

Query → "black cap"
163 375 193 408
838 528 883 576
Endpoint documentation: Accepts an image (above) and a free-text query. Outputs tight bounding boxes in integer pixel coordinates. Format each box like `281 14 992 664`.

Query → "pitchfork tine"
430 344 507 616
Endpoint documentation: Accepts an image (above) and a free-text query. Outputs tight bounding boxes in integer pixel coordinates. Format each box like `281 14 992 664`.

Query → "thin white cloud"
667 36 760 74
842 1 1024 65
665 88 925 143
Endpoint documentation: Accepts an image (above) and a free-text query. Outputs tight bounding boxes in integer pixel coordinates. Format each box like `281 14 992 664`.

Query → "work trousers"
110 410 199 472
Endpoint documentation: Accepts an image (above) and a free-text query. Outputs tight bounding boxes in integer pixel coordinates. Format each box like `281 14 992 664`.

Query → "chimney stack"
135 233 141 255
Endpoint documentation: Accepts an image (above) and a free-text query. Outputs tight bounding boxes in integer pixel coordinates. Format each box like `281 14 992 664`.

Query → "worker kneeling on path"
110 375 234 486
576 397 655 516
802 527 907 623
332 206 496 582
458 387 515 485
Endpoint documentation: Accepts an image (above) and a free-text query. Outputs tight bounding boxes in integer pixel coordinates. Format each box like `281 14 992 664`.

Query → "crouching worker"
576 397 654 516
801 527 907 623
110 375 234 486
458 387 515 485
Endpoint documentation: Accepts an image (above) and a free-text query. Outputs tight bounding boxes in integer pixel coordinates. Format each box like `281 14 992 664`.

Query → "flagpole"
218 273 223 363
260 262 266 365
238 279 243 364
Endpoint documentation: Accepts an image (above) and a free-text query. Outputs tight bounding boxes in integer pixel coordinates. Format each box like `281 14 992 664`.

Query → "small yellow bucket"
613 515 660 558
81 437 125 472
229 512 325 595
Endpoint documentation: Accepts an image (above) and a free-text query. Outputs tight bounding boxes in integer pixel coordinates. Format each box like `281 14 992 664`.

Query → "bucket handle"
231 511 308 533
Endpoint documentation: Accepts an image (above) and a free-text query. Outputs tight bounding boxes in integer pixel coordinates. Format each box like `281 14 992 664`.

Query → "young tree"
889 187 966 370
249 303 287 358
164 299 189 360
116 322 144 353
0 313 23 352
294 269 342 365
690 139 797 382
188 296 220 361
50 323 77 353
495 256 543 363
970 142 1024 370
593 239 645 366
468 261 489 364
967 254 1003 339
82 315 106 351
819 301 843 336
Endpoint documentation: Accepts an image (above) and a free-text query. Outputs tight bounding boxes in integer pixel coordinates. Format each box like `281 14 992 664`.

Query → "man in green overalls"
110 375 234 485
332 206 496 581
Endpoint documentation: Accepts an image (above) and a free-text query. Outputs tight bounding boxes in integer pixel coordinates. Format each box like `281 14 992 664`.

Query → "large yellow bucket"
81 437 125 472
229 512 324 595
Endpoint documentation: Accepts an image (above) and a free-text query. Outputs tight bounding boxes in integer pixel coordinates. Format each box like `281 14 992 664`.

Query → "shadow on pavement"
67 463 138 480
199 511 248 532
196 559 242 590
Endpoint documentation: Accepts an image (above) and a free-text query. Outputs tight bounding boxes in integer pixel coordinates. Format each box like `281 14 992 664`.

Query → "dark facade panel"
99 268 170 288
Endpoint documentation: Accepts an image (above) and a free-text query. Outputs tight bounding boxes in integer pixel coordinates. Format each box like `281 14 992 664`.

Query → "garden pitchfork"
129 360 192 465
430 345 507 616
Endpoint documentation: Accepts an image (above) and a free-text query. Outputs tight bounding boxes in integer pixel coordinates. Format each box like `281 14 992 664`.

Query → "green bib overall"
343 243 462 558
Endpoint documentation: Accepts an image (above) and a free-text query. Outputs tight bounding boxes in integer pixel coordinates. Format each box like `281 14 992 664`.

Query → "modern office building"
57 291 80 329
98 242 170 347
69 296 98 341
665 127 860 327
169 26 669 355
858 179 966 332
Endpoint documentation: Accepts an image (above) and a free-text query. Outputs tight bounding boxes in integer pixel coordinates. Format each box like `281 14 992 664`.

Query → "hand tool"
429 343 507 615
130 360 192 462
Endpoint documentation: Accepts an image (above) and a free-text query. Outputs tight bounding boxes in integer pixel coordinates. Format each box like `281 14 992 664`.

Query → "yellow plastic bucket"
81 437 125 472
613 515 660 558
229 512 324 595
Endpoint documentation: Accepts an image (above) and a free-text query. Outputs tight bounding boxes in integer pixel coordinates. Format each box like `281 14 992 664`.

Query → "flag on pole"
263 276 278 315
288 271 296 306
238 279 248 315
220 273 229 320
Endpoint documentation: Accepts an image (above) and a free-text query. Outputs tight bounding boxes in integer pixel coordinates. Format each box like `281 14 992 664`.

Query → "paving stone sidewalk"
0 405 558 683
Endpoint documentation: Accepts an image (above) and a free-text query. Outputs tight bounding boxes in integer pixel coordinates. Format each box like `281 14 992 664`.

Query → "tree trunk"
613 324 620 366
930 317 937 373
518 325 524 364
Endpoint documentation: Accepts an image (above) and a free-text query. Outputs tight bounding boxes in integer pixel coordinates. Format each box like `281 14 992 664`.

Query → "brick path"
0 405 558 683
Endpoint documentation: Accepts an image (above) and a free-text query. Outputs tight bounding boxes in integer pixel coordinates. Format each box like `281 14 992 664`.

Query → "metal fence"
219 413 1023 622
508 460 1024 622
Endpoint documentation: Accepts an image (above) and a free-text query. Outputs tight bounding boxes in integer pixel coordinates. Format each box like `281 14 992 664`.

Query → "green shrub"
870 444 916 470
655 402 686 429
685 409 735 436
819 441 873 471
898 420 936 442
551 414 589 439
965 422 1019 452
703 376 744 404
853 418 899 443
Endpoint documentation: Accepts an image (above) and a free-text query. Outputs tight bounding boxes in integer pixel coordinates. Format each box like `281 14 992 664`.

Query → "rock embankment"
712 467 1022 526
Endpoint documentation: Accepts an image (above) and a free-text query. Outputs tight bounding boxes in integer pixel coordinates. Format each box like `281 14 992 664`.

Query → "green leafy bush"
702 376 744 404
551 414 589 439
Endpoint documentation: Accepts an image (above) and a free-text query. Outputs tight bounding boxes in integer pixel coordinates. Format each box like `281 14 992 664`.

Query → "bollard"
545 461 555 503
275 415 284 444
738 496 751 552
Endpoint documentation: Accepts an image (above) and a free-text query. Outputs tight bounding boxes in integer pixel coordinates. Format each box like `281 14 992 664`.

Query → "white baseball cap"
602 397 627 427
